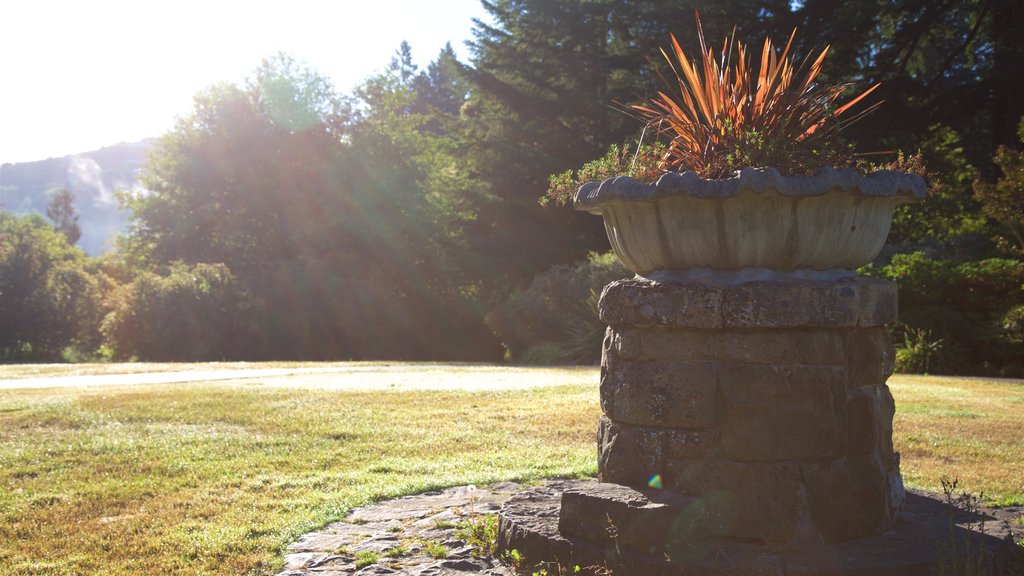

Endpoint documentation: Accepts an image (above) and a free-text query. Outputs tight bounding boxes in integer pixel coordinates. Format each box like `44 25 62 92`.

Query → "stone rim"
573 167 926 274
574 167 927 212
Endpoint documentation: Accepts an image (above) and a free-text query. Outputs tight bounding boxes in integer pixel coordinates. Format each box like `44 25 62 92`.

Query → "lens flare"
647 474 663 489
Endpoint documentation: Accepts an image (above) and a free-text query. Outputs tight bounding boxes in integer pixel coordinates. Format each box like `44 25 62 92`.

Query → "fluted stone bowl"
574 167 926 277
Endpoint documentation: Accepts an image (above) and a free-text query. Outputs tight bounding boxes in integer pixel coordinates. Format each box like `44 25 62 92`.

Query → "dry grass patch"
890 375 1024 505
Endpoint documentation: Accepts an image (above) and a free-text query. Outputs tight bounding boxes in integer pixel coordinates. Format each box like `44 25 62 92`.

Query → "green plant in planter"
547 14 883 206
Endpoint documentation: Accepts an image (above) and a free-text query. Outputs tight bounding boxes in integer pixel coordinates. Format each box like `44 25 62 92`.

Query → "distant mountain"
0 140 153 255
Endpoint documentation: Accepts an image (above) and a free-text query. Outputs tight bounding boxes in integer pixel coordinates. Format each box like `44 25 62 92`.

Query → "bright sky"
0 0 489 165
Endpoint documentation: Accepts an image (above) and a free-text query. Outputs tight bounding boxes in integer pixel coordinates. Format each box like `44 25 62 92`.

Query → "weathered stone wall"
595 277 905 544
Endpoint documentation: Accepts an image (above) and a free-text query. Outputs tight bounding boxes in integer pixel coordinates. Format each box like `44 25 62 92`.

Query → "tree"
46 187 81 245
0 212 100 360
124 51 503 360
101 263 264 361
454 0 794 286
126 54 351 271
348 42 502 359
974 118 1024 256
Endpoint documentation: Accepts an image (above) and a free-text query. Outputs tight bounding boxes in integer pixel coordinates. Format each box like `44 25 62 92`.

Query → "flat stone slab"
275 480 1022 576
499 480 1024 576
599 277 897 329
274 482 544 576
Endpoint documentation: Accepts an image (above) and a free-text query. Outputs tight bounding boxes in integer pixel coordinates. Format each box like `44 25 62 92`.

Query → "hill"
0 140 152 255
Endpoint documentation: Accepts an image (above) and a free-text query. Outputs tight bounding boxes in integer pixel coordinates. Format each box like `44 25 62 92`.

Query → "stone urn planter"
574 166 927 280
565 166 928 545
497 166 942 576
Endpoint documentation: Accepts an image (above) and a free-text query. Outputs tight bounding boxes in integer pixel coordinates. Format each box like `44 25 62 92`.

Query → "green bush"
894 327 963 375
101 262 266 361
863 252 1024 376
487 252 628 364
0 212 105 361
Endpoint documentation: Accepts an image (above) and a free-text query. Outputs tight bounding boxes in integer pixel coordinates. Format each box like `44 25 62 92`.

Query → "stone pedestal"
497 275 923 575
580 276 905 546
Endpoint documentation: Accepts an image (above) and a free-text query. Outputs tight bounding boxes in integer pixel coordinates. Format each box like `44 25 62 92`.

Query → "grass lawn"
0 365 1021 575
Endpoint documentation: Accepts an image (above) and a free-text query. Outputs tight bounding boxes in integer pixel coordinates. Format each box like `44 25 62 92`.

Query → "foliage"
0 212 103 360
973 118 1024 257
457 514 499 557
45 187 81 245
862 252 1024 376
9 2 1017 369
422 540 449 559
894 327 960 375
633 14 878 178
459 1 792 281
544 142 667 206
560 289 606 366
125 54 350 271
125 52 502 361
487 252 629 363
354 550 379 569
100 262 265 361
885 124 988 254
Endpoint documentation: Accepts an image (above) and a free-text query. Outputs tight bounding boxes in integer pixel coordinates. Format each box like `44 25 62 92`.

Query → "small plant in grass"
456 514 499 557
433 518 460 530
895 326 962 375
422 539 448 559
529 564 583 576
501 548 527 573
354 550 379 569
384 544 409 558
938 476 988 576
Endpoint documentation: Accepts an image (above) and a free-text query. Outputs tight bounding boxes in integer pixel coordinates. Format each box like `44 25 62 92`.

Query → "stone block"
848 327 895 388
602 359 718 428
599 355 615 416
600 279 723 328
599 277 896 330
558 482 699 553
665 459 808 543
719 364 847 461
634 327 848 365
721 278 897 328
597 416 665 487
876 384 897 464
801 455 890 541
665 427 719 461
609 327 641 359
847 389 878 454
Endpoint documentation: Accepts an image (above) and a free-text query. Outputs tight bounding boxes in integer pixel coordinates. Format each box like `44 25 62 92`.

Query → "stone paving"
275 482 570 576
278 480 1023 576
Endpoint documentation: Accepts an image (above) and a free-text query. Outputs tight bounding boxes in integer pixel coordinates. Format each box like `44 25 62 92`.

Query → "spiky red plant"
634 14 881 178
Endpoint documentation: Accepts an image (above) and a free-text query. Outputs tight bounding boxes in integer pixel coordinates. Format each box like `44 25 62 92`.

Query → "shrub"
862 252 1024 376
894 327 961 375
0 212 105 361
101 262 266 361
545 142 667 207
487 252 629 364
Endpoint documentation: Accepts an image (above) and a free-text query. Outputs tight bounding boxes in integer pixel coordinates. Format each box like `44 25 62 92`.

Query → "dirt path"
0 364 596 391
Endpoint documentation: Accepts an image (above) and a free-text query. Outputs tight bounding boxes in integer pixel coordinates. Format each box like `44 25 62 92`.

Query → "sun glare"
0 0 487 164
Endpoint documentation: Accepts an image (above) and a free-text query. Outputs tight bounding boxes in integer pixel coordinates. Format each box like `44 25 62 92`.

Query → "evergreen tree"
455 0 790 285
46 187 81 245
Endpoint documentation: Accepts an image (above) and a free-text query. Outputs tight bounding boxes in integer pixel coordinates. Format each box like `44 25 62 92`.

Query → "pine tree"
46 187 81 245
